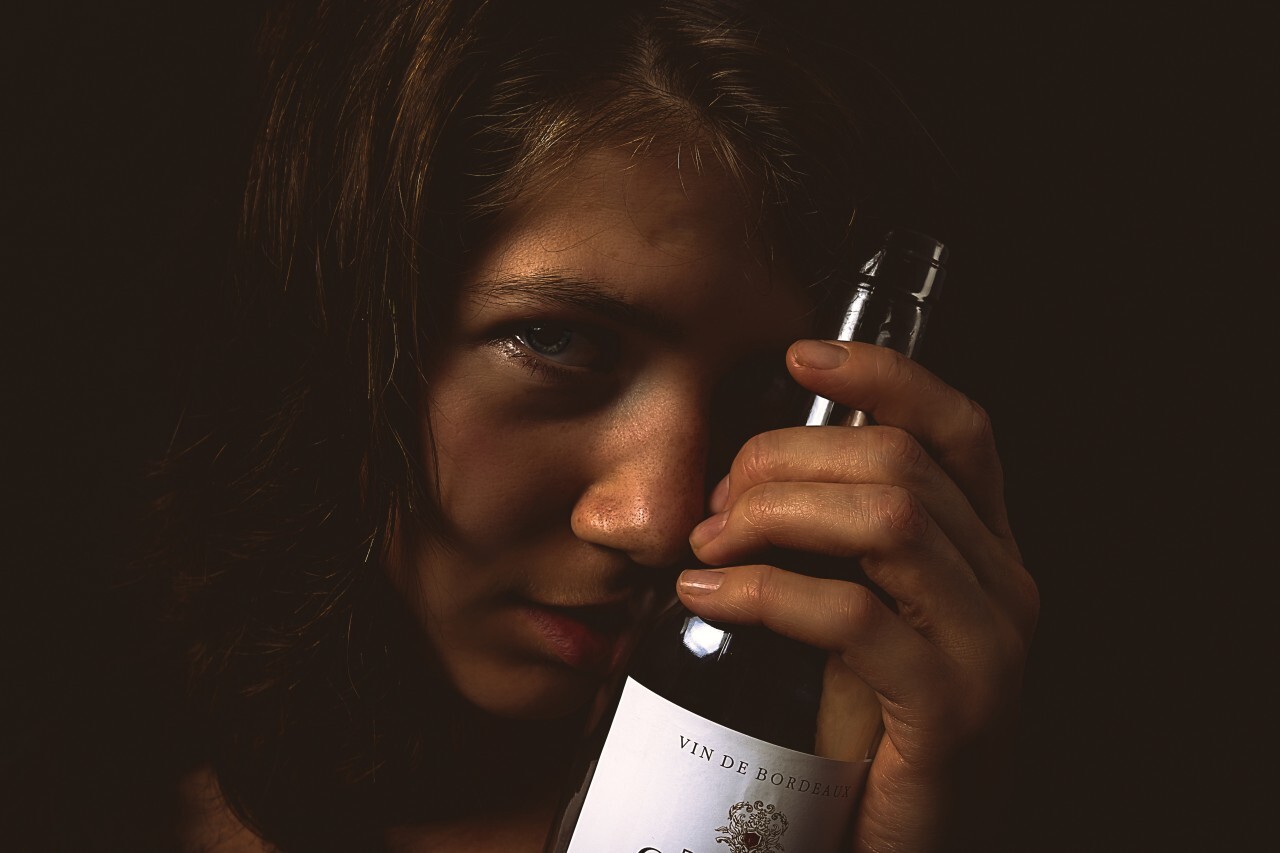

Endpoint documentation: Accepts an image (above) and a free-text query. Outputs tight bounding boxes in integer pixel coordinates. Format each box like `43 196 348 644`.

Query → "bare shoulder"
177 766 276 853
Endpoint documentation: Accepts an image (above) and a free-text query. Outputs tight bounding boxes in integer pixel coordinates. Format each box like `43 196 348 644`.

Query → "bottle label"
565 677 870 853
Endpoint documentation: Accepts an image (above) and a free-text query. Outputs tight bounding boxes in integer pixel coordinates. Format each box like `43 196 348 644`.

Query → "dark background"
4 2 1274 850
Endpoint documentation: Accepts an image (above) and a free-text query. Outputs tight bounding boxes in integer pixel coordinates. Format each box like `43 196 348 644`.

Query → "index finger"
788 339 1014 543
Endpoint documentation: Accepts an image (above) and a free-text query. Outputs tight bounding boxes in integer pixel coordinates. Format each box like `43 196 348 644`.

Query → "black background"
4 2 1274 850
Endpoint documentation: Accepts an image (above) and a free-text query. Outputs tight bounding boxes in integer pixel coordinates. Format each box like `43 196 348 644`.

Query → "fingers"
679 339 1039 691
690 481 991 651
677 562 1033 752
789 340 1014 545
676 564 947 708
710 425 1027 615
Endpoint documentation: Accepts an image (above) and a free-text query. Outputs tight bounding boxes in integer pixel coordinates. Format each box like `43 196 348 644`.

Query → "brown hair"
156 0 934 845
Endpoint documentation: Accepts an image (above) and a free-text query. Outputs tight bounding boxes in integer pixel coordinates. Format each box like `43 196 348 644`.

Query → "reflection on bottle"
681 615 731 659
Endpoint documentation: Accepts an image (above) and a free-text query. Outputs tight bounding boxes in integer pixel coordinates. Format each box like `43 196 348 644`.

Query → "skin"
182 145 1037 852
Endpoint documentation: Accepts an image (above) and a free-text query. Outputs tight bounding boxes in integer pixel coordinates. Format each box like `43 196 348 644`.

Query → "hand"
677 339 1039 853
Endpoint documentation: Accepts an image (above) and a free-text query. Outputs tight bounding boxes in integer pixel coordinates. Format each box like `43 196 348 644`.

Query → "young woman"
159 1 1038 849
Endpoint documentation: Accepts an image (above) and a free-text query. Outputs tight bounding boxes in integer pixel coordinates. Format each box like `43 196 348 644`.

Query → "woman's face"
390 147 810 718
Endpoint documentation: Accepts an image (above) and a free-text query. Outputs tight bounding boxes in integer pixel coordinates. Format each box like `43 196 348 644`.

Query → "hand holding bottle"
680 339 1039 852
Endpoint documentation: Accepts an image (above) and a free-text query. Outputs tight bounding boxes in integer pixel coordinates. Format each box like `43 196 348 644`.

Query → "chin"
455 660 602 720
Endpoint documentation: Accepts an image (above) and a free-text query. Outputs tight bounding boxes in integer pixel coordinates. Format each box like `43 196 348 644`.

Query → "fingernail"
679 569 725 595
793 339 848 369
708 476 730 514
689 512 727 549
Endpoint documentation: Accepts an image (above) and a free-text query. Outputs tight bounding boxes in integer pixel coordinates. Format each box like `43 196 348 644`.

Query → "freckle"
582 501 652 532
626 505 653 529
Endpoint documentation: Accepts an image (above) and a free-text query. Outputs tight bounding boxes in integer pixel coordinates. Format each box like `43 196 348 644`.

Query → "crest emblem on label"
715 800 789 852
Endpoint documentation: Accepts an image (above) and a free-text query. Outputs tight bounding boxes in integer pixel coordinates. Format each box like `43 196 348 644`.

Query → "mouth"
519 597 639 673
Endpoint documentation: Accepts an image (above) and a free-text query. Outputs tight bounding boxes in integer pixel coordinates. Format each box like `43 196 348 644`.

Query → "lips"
521 599 634 672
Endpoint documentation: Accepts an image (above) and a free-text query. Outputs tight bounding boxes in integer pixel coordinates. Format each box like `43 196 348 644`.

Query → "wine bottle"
544 230 948 853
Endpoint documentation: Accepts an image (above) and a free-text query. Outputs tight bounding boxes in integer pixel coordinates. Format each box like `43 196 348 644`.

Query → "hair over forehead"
247 0 871 300
464 12 806 211
459 0 869 264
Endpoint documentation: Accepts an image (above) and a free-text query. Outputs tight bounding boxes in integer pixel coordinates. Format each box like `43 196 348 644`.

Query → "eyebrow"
470 272 681 341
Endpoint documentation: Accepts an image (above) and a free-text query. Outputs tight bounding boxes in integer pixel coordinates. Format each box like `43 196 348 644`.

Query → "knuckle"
833 583 881 637
738 483 791 531
735 431 779 485
740 564 784 609
964 398 996 447
875 346 913 388
873 426 928 478
870 484 929 539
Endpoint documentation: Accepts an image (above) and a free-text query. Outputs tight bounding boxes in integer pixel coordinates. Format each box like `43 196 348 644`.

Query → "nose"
570 382 708 568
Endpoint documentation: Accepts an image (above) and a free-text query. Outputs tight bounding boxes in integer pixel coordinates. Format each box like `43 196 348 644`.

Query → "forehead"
463 147 810 335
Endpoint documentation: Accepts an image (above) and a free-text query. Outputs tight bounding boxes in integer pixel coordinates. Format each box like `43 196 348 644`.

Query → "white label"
565 677 869 853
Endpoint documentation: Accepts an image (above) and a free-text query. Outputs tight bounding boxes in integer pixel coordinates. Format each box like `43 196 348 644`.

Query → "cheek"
425 393 593 553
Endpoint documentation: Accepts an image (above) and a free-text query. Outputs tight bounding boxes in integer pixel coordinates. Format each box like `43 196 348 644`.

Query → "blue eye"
513 325 603 368
520 326 572 355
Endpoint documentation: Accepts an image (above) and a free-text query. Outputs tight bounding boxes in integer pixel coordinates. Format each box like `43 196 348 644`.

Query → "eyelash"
486 322 611 381
492 336 582 383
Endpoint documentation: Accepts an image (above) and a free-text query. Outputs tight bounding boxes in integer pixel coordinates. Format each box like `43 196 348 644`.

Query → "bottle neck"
802 284 932 427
